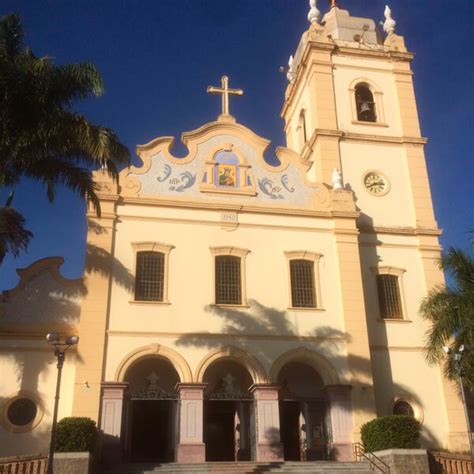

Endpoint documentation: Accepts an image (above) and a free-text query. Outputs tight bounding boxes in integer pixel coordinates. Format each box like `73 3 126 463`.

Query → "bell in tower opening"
355 83 377 122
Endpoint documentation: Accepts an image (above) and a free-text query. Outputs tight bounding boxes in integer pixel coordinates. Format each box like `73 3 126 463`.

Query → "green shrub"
361 415 421 452
55 417 97 452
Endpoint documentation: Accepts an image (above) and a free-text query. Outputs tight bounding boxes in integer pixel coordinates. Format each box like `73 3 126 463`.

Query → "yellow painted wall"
0 348 77 456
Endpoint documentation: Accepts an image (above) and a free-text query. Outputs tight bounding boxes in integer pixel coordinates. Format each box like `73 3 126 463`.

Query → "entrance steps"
111 461 373 474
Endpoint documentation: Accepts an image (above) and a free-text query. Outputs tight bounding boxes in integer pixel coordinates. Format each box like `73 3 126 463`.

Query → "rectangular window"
215 255 241 305
135 251 164 301
377 275 403 319
290 259 316 308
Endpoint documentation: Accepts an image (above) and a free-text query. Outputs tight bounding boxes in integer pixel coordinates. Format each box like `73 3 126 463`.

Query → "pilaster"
333 217 377 438
281 39 341 186
176 383 206 463
72 172 119 421
404 144 437 229
250 385 284 462
392 61 421 137
99 382 128 464
323 385 353 461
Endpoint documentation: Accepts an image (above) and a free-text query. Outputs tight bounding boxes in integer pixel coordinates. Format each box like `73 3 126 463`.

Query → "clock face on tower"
363 172 390 196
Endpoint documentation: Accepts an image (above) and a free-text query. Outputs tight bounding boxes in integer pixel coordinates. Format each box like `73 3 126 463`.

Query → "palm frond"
20 158 102 215
0 205 32 264
420 246 474 386
0 14 23 58
0 13 129 262
440 247 474 290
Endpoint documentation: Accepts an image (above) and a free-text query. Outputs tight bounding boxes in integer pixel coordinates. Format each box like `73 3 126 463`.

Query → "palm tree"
0 13 130 263
420 247 474 387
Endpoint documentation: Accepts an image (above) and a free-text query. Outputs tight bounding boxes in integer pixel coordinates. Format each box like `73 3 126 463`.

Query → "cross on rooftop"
207 76 243 118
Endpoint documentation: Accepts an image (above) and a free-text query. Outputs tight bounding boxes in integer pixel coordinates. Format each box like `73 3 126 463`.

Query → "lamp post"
46 332 79 474
443 345 473 460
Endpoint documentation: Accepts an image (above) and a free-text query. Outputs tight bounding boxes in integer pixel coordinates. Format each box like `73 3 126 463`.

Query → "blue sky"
1 0 473 290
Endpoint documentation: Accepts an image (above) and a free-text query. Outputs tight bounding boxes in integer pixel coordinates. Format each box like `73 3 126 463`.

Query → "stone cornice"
335 45 414 62
304 128 427 150
117 196 360 220
359 225 442 237
108 329 347 343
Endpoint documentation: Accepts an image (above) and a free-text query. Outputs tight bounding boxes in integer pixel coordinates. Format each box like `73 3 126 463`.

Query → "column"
323 385 353 461
99 382 128 464
250 385 284 462
176 383 206 463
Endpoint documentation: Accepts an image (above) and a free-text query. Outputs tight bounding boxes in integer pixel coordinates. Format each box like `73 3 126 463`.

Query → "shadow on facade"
175 297 439 448
0 219 135 455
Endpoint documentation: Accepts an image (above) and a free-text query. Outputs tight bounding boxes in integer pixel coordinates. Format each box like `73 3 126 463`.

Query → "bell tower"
281 1 437 231
282 1 471 452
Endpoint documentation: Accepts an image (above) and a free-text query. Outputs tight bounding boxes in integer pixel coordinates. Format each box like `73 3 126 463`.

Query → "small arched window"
393 400 415 417
298 109 307 148
355 84 377 122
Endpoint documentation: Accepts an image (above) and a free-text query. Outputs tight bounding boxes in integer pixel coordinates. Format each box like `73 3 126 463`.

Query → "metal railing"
0 454 47 474
429 451 473 474
353 442 391 473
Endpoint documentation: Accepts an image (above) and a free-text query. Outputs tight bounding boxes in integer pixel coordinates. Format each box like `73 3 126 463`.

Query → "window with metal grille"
135 251 164 301
215 256 241 305
377 274 403 319
290 259 316 308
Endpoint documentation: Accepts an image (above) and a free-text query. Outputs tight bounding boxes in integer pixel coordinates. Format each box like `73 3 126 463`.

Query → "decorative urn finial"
307 0 321 24
332 168 344 190
383 5 396 35
287 55 296 84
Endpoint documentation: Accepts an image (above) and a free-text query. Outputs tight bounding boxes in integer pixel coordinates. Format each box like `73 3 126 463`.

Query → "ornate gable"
120 120 345 214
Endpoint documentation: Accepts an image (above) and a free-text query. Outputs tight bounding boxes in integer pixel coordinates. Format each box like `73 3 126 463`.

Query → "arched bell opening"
202 359 254 462
277 361 329 461
124 356 180 463
355 83 377 122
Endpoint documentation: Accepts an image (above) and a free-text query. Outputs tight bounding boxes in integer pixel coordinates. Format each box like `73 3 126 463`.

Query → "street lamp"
443 345 473 460
46 332 79 474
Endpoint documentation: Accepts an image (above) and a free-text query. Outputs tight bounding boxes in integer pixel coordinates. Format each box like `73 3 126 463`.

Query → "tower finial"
287 55 296 84
329 0 339 9
383 5 396 35
307 0 321 24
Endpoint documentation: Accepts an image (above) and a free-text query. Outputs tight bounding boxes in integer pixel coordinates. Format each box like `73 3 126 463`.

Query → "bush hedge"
361 415 421 452
55 417 97 452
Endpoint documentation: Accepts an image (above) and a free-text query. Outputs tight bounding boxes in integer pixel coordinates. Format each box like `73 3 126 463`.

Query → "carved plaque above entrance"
131 371 178 400
206 373 251 400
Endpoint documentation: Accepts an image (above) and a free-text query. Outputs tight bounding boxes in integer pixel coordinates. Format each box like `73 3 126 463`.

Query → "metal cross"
207 76 243 116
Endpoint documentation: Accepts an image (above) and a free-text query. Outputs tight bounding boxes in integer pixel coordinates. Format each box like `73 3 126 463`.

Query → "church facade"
0 2 470 465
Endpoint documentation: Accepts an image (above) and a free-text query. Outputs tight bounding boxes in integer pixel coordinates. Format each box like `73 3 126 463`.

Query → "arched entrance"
277 361 329 461
203 359 254 462
124 357 180 462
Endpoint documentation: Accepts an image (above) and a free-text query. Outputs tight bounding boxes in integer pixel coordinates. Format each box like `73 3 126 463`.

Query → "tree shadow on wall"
0 219 134 455
175 299 440 448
